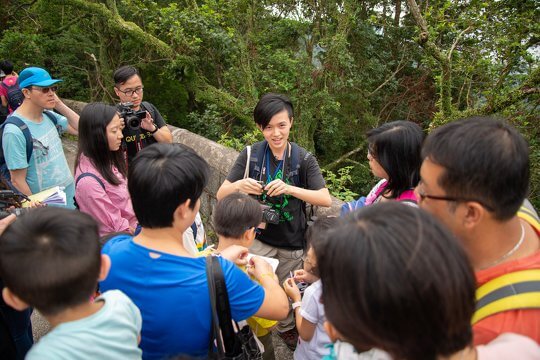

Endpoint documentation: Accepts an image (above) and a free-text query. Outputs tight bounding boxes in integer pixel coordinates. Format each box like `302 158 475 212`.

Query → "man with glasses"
113 65 172 166
416 116 539 345
2 66 79 208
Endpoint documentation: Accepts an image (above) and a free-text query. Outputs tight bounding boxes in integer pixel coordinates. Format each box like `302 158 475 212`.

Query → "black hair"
128 143 209 228
422 116 529 220
367 121 424 199
253 93 294 128
318 203 475 360
0 60 14 75
113 65 140 85
75 103 127 185
213 193 262 238
0 208 101 316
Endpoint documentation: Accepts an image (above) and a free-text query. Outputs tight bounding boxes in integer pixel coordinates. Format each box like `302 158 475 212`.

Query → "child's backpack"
1 81 23 111
0 111 59 183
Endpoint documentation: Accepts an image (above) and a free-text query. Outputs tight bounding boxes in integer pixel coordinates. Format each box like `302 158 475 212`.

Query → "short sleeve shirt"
227 143 326 249
26 290 142 360
122 102 166 166
100 234 265 359
2 111 75 208
295 280 331 360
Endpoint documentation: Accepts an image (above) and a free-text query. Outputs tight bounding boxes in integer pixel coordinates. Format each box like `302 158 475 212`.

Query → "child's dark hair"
0 208 101 316
213 193 262 239
318 203 475 360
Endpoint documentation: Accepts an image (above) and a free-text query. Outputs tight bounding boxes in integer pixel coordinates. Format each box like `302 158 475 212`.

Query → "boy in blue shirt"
0 208 142 359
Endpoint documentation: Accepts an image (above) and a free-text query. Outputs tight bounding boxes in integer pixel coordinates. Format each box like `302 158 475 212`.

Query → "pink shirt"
74 154 137 237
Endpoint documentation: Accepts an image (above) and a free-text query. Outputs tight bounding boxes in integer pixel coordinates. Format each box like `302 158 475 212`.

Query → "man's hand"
140 111 157 133
0 214 16 236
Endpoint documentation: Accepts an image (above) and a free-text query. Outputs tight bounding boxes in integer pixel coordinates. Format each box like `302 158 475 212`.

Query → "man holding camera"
217 93 332 350
113 66 172 166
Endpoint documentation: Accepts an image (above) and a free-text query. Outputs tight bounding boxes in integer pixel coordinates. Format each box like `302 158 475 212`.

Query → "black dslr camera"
117 102 146 131
256 181 280 225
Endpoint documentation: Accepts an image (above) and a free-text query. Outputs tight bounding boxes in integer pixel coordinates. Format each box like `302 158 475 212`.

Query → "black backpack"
1 81 23 111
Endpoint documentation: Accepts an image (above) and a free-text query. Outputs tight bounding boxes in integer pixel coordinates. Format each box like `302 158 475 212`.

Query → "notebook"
22 186 67 207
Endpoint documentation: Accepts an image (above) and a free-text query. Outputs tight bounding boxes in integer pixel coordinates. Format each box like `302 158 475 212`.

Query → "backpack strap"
472 269 540 324
141 101 156 120
2 116 33 163
75 172 106 190
248 141 266 182
287 142 310 188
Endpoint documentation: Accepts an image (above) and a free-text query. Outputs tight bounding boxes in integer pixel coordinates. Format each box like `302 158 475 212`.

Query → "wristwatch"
292 302 302 310
149 125 159 134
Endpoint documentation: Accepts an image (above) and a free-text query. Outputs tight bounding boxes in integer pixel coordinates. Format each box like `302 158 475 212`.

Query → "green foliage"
321 167 359 202
0 0 537 203
218 130 262 152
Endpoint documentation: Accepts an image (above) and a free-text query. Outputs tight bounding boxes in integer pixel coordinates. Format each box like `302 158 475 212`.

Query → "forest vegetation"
1 0 538 206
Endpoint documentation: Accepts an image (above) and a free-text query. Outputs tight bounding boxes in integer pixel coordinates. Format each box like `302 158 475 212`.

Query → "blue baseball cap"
18 67 62 89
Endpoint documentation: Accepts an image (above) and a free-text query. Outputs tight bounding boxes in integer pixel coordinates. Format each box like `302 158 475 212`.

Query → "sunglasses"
31 86 58 94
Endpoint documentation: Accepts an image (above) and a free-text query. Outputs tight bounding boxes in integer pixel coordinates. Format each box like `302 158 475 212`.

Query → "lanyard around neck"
265 145 286 183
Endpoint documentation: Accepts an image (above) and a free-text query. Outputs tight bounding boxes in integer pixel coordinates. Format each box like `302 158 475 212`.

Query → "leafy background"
1 0 538 206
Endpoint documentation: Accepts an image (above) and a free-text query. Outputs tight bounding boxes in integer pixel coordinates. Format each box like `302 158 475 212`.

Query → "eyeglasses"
31 86 58 94
116 86 144 97
416 188 494 212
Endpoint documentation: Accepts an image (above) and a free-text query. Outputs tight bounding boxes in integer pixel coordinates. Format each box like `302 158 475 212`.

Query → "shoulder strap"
243 145 251 179
2 116 33 163
248 141 266 181
205 256 226 356
75 172 106 190
190 222 198 240
472 269 540 324
206 256 238 356
287 142 310 188
141 101 156 119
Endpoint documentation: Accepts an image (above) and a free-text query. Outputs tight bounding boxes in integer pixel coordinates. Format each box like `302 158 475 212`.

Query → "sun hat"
18 67 62 89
